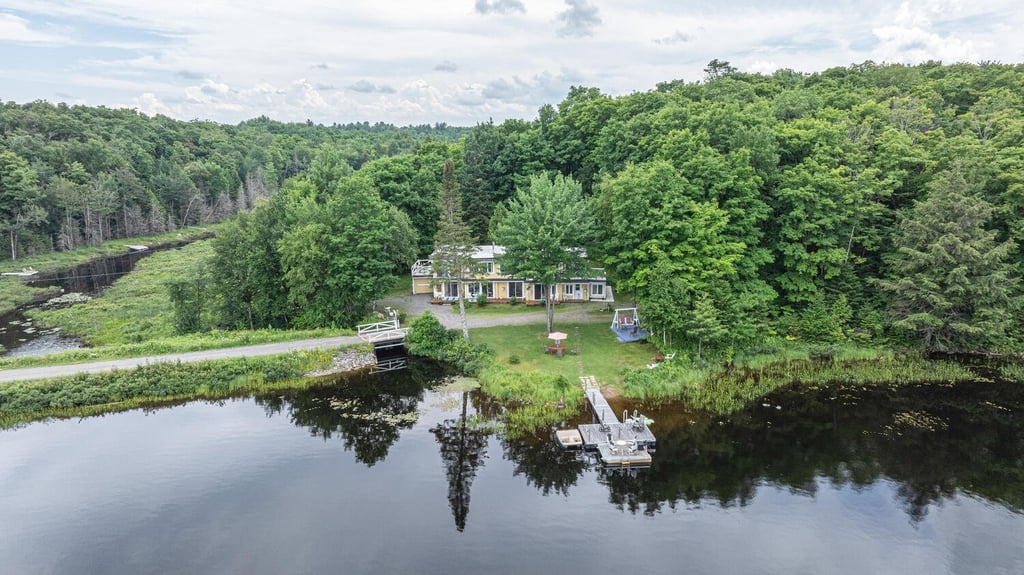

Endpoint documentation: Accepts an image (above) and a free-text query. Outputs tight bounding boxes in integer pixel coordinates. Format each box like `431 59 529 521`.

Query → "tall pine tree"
879 169 1020 351
433 159 476 341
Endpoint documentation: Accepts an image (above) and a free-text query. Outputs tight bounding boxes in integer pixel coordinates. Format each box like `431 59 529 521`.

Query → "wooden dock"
568 376 656 467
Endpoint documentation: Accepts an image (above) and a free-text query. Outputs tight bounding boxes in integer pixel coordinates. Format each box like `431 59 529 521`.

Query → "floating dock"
565 376 656 467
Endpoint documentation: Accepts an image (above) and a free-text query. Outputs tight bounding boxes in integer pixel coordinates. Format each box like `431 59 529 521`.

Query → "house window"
508 281 524 299
467 282 482 298
484 261 494 274
591 283 605 298
445 282 459 298
485 282 494 298
532 284 545 301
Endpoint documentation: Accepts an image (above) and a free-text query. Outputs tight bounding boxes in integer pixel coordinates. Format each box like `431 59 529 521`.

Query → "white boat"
126 245 149 252
1 268 38 277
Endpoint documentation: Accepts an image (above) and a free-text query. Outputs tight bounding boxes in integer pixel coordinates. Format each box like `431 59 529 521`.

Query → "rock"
306 348 378 377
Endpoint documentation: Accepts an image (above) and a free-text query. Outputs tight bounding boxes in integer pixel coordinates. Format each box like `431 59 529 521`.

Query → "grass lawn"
470 321 656 387
383 274 412 298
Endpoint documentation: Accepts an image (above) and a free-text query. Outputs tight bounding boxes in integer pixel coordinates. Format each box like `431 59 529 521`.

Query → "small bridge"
357 319 408 350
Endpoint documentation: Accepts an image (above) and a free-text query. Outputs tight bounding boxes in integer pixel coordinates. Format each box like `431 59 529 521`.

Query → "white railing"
357 319 400 334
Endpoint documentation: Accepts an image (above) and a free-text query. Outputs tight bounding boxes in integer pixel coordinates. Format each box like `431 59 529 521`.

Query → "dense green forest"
3 60 1023 353
0 102 463 259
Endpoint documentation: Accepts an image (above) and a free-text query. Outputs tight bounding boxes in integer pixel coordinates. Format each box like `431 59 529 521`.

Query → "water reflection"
431 390 490 531
604 379 1024 518
253 361 446 466
2 361 1023 574
249 366 1024 524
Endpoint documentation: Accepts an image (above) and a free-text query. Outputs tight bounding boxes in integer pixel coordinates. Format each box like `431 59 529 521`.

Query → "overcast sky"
1 1 1022 126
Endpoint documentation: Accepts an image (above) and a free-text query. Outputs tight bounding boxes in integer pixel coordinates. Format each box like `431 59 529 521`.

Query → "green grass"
1000 362 1024 382
0 226 218 315
0 280 58 316
469 321 654 386
621 353 978 415
463 302 550 316
0 327 347 369
26 240 215 345
0 349 338 428
383 274 412 298
5 236 352 369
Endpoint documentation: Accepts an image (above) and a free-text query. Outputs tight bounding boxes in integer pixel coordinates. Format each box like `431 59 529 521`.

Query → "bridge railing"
357 319 400 335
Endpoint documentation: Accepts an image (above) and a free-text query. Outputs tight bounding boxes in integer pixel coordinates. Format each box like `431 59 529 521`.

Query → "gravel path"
0 295 612 383
379 294 612 329
0 336 363 384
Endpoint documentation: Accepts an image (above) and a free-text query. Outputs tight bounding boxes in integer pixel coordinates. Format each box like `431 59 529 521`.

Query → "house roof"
472 244 505 260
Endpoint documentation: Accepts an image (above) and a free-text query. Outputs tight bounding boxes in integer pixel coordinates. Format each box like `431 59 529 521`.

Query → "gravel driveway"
378 294 612 329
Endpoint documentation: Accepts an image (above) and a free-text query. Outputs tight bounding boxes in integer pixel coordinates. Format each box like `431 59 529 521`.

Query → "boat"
126 245 149 252
554 429 584 449
1 268 38 277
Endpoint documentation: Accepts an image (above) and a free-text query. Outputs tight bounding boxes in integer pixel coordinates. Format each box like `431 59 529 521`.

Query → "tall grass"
0 327 346 369
0 349 335 428
1000 362 1024 382
1 226 217 315
476 364 583 438
26 240 216 345
622 355 978 415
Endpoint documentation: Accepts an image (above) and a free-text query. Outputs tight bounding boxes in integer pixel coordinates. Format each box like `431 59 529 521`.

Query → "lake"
1 362 1022 574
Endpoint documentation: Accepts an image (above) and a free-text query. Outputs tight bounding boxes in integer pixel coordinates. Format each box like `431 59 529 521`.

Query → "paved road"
0 295 612 383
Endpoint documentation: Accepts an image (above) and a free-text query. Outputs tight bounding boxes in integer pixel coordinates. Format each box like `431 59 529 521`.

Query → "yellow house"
411 245 613 304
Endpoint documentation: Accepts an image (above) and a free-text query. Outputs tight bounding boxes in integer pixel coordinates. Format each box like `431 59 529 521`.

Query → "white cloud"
0 12 70 44
871 0 979 63
1 1 1023 124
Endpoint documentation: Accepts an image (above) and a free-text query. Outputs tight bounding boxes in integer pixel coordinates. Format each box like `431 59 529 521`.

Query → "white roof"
471 245 505 260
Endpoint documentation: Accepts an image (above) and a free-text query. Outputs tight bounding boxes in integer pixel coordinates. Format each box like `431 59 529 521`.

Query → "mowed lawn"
470 321 656 387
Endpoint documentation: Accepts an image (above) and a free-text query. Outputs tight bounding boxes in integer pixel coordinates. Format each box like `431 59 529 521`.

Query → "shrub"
508 354 521 365
476 292 488 307
509 296 518 306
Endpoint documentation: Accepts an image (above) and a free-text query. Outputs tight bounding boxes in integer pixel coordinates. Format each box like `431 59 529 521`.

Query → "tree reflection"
598 379 1024 519
255 360 446 466
502 432 588 497
431 390 491 532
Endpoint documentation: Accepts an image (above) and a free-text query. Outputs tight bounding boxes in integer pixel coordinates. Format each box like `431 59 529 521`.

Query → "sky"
1 0 1023 126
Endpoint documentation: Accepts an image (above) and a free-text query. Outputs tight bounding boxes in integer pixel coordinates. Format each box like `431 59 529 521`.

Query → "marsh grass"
623 354 978 415
10 238 352 368
0 328 346 369
26 240 216 345
1000 362 1024 382
0 349 335 428
1 227 218 315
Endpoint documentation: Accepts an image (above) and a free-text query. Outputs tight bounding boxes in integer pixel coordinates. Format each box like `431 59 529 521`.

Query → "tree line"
0 101 464 260
5 60 1023 353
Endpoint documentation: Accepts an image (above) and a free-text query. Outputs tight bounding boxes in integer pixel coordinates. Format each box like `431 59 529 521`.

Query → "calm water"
2 364 1022 575
2 242 194 356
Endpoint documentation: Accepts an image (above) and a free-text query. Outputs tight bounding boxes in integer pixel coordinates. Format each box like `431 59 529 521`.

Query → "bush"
476 292 488 307
508 354 521 365
407 312 453 357
509 296 518 306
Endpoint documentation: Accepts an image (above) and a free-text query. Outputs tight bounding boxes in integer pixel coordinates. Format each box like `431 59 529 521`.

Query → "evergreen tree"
878 169 1020 351
433 159 476 341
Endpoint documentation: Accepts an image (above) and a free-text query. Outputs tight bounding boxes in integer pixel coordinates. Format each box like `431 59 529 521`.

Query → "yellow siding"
412 278 433 295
